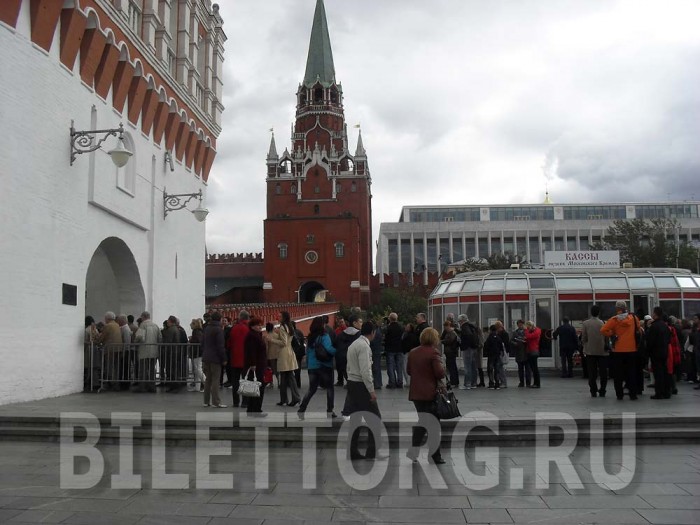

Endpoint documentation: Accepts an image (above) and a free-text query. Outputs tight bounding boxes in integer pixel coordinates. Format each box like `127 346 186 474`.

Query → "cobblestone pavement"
0 441 699 524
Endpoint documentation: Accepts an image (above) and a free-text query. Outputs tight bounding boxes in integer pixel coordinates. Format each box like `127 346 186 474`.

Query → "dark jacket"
201 320 226 365
484 332 505 359
335 327 360 360
401 330 420 354
407 345 445 401
415 321 430 339
244 328 267 372
384 321 403 353
441 330 460 358
190 327 204 358
646 318 670 360
510 328 527 363
553 322 578 351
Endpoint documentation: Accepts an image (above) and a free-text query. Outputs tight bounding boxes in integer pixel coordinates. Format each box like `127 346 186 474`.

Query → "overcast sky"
205 0 700 256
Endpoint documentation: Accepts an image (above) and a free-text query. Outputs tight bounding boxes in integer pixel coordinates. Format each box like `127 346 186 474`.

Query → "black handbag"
433 390 461 420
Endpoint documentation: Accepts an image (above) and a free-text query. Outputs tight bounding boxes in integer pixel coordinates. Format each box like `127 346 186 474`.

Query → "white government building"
0 1 225 404
377 202 700 281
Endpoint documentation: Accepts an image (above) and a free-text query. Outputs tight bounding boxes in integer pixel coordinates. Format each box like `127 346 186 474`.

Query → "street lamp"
70 121 132 167
163 188 209 222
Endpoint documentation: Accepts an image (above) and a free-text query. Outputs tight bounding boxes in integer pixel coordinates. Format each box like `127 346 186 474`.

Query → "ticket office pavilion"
428 268 700 369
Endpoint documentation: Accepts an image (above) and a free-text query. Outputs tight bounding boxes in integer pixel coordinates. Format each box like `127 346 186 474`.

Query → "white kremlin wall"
0 4 208 405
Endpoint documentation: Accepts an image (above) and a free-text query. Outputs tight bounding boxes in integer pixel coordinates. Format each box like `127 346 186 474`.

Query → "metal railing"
84 342 203 392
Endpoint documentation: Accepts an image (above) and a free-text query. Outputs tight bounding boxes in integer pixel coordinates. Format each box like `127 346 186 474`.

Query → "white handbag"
237 367 261 398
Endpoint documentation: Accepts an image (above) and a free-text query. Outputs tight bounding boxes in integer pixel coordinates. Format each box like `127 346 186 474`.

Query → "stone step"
1 416 699 447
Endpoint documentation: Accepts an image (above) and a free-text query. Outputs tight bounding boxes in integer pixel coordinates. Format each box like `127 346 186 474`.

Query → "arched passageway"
85 237 145 319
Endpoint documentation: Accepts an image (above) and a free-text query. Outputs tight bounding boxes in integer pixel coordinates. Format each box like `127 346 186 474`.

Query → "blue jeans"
462 347 476 386
386 352 405 387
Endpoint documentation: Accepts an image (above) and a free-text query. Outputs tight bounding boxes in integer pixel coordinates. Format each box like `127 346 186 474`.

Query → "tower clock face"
305 250 319 264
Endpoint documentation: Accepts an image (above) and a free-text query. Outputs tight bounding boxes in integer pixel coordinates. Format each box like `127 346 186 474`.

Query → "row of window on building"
385 231 700 273
405 204 699 223
274 181 357 195
278 242 345 259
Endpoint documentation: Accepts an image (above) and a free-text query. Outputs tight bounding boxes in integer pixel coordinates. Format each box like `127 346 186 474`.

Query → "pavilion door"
532 295 556 368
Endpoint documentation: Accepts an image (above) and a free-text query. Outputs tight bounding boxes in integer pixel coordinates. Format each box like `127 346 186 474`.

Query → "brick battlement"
207 253 264 263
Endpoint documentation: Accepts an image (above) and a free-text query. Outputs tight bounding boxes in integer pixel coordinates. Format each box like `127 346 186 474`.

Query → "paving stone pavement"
0 376 699 523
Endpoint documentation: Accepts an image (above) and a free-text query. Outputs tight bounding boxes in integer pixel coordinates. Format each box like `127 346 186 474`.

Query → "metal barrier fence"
83 342 203 392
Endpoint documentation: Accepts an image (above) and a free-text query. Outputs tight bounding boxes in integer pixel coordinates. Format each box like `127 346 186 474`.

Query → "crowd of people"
85 303 699 435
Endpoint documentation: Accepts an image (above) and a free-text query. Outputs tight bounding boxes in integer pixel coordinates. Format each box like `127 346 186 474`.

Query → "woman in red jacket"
524 321 542 388
406 327 447 465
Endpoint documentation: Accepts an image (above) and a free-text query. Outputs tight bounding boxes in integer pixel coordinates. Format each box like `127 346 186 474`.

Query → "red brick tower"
263 0 372 308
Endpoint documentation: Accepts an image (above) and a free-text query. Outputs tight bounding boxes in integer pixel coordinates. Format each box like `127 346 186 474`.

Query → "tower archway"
298 281 327 303
85 237 145 319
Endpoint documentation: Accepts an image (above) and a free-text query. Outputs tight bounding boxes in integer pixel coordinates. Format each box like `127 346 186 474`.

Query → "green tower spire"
303 0 336 88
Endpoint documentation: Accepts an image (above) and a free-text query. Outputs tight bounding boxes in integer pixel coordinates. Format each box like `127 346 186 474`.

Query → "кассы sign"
543 251 620 269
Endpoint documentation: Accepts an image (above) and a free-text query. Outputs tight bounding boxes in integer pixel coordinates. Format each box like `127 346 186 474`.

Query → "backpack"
314 336 333 363
462 323 480 349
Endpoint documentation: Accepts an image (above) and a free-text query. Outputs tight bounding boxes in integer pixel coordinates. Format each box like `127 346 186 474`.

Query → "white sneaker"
203 403 210 407
213 403 228 408
458 385 467 390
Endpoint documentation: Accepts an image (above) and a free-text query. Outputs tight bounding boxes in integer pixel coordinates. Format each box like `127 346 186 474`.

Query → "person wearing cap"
601 300 642 400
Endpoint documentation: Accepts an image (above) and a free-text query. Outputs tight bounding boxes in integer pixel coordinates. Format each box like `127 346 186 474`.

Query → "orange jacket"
601 313 640 353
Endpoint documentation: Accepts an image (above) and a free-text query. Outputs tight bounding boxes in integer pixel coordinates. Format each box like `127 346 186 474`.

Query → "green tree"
596 218 697 270
367 285 429 325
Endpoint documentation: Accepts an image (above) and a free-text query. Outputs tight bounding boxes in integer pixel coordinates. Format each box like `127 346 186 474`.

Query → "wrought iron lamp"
163 188 209 222
70 121 133 167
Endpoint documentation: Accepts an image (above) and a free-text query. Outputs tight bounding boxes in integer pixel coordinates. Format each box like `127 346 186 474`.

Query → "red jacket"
228 320 249 368
525 327 541 353
407 345 446 401
667 324 681 373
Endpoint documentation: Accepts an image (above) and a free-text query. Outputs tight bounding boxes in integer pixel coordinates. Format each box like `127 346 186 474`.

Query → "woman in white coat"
268 311 301 406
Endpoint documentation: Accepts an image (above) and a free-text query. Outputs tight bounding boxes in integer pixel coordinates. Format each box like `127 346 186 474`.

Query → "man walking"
335 315 362 387
345 321 385 461
581 305 608 397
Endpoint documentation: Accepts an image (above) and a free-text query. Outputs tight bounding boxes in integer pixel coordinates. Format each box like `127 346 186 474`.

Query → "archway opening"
85 237 145 320
298 281 327 303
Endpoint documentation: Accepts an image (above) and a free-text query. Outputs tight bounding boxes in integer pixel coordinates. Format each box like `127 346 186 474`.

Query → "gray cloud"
207 0 700 257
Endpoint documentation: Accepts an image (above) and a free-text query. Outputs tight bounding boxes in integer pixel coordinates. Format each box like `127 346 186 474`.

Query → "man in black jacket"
384 313 404 388
647 307 671 399
553 318 578 378
335 315 362 387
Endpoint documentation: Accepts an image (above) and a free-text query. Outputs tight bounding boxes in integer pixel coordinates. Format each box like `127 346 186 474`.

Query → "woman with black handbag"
244 317 268 416
406 327 447 465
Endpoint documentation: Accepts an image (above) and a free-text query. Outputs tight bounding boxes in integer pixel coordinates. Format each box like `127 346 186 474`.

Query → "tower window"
336 183 341 193
351 181 357 193
314 205 320 215
335 242 345 258
314 186 320 194
278 243 288 260
314 88 323 103
307 234 315 244
291 184 297 194
275 183 281 195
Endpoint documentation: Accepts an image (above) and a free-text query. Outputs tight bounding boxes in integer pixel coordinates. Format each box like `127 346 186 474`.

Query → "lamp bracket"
163 188 203 219
70 121 125 165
